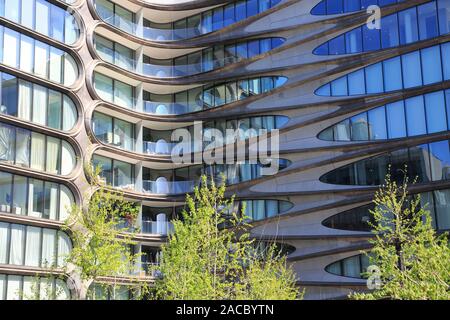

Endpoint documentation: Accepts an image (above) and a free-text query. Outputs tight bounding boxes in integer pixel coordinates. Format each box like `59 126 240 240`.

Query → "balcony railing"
142 180 197 194
141 220 174 235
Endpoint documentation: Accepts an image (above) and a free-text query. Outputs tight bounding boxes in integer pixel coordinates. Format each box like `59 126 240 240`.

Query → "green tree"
62 165 143 300
153 175 300 300
352 171 450 300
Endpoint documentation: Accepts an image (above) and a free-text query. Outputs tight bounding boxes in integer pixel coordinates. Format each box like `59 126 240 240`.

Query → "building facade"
0 0 449 300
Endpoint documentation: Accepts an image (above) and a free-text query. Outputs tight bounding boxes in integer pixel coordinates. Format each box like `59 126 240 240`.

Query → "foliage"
351 169 450 300
153 175 299 300
62 164 142 299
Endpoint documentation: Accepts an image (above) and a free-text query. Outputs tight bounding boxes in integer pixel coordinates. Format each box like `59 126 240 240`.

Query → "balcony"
142 179 197 194
141 220 174 235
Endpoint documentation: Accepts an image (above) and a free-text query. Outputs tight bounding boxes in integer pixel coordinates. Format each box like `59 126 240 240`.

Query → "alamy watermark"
367 5 381 30
168 121 281 176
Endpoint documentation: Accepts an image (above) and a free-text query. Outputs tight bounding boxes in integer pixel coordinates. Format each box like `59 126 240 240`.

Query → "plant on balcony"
62 164 145 300
351 169 450 300
152 175 300 300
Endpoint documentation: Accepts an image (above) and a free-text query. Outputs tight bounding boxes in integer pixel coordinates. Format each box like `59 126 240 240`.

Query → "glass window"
48 90 62 130
94 73 113 102
1 73 18 117
425 91 447 134
351 113 369 140
383 57 402 92
3 28 19 68
331 77 347 96
0 171 12 212
345 28 362 53
50 5 65 42
362 25 380 51
429 140 450 181
13 175 27 216
421 46 443 85
46 137 60 174
405 96 427 136
402 51 422 88
381 14 399 49
35 0 50 37
434 189 450 230
438 0 450 34
386 101 406 139
368 107 387 140
418 1 439 40
30 132 46 171
365 63 383 93
399 8 419 45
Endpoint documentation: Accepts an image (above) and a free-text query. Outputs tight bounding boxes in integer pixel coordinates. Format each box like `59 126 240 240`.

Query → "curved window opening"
0 222 72 268
0 170 75 221
325 254 371 279
0 122 77 175
311 0 401 15
0 0 80 44
320 139 450 186
142 159 291 195
0 25 79 86
143 115 289 155
92 111 135 152
323 188 450 232
314 0 450 55
0 274 70 300
318 90 450 141
95 0 282 41
315 42 450 97
144 76 288 115
0 71 77 131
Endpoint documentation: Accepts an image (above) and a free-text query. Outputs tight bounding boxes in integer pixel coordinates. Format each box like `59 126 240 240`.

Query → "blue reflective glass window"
381 14 399 48
425 91 447 133
271 37 284 48
212 8 223 31
201 12 213 33
246 0 258 16
402 52 422 88
259 0 271 12
345 28 363 53
386 101 406 138
361 0 378 9
344 0 362 12
447 89 450 128
331 77 348 95
421 46 443 85
348 69 366 95
442 42 450 80
383 57 402 91
236 42 248 59
235 1 247 21
368 106 387 140
327 0 344 14
223 4 235 27
351 113 369 140
438 0 450 35
362 25 381 51
329 34 345 54
365 63 383 93
312 1 326 15
379 0 397 6
314 43 328 55
247 40 260 57
405 96 427 136
429 140 450 181
399 8 419 45
316 83 331 96
418 1 439 40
